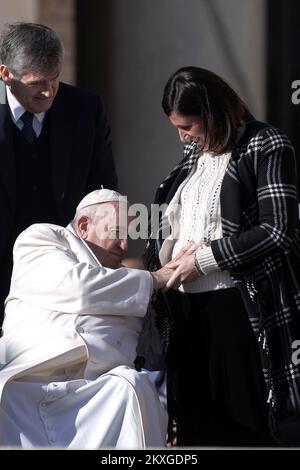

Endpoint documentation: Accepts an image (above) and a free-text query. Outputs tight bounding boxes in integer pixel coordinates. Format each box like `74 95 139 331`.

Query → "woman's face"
169 111 207 149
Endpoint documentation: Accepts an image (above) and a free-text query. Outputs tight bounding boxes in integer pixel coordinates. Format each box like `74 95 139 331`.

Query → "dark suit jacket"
0 80 118 320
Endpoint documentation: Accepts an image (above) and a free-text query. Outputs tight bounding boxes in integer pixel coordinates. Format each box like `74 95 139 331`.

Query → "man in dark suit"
0 22 118 325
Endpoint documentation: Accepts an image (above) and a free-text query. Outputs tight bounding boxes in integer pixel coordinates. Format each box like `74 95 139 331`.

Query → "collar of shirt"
6 85 46 137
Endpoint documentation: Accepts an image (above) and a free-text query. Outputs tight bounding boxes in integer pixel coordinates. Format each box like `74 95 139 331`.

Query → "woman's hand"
165 250 201 290
169 241 200 263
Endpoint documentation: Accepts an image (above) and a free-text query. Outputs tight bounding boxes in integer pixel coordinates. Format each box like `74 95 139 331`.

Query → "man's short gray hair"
0 22 64 78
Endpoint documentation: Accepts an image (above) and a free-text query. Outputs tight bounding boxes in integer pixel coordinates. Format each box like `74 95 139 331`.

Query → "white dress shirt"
6 85 45 137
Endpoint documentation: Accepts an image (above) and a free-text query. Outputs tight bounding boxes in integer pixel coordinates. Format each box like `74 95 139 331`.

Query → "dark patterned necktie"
20 111 37 144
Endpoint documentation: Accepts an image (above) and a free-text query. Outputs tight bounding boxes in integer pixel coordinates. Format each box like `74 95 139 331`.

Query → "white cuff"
196 246 219 275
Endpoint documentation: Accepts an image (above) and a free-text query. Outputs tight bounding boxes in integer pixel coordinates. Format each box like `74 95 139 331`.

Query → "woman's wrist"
196 246 218 274
194 252 204 275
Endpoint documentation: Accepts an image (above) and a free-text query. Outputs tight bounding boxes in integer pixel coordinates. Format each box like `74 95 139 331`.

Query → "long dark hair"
162 66 252 154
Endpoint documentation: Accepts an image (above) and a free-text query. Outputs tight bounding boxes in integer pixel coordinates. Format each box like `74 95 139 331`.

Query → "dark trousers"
171 288 274 446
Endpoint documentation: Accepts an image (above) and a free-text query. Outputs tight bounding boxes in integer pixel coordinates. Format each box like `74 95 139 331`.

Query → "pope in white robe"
0 189 170 449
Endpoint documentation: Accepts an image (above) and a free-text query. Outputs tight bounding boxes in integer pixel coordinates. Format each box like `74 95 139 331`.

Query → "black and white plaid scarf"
142 142 200 358
144 141 199 272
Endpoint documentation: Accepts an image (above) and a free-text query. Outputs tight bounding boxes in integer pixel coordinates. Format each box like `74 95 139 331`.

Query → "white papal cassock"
0 224 167 449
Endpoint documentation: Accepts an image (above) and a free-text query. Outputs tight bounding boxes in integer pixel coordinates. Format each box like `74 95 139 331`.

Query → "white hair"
71 201 122 229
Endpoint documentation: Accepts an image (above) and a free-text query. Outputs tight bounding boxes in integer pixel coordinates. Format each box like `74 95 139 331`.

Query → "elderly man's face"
77 202 129 268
